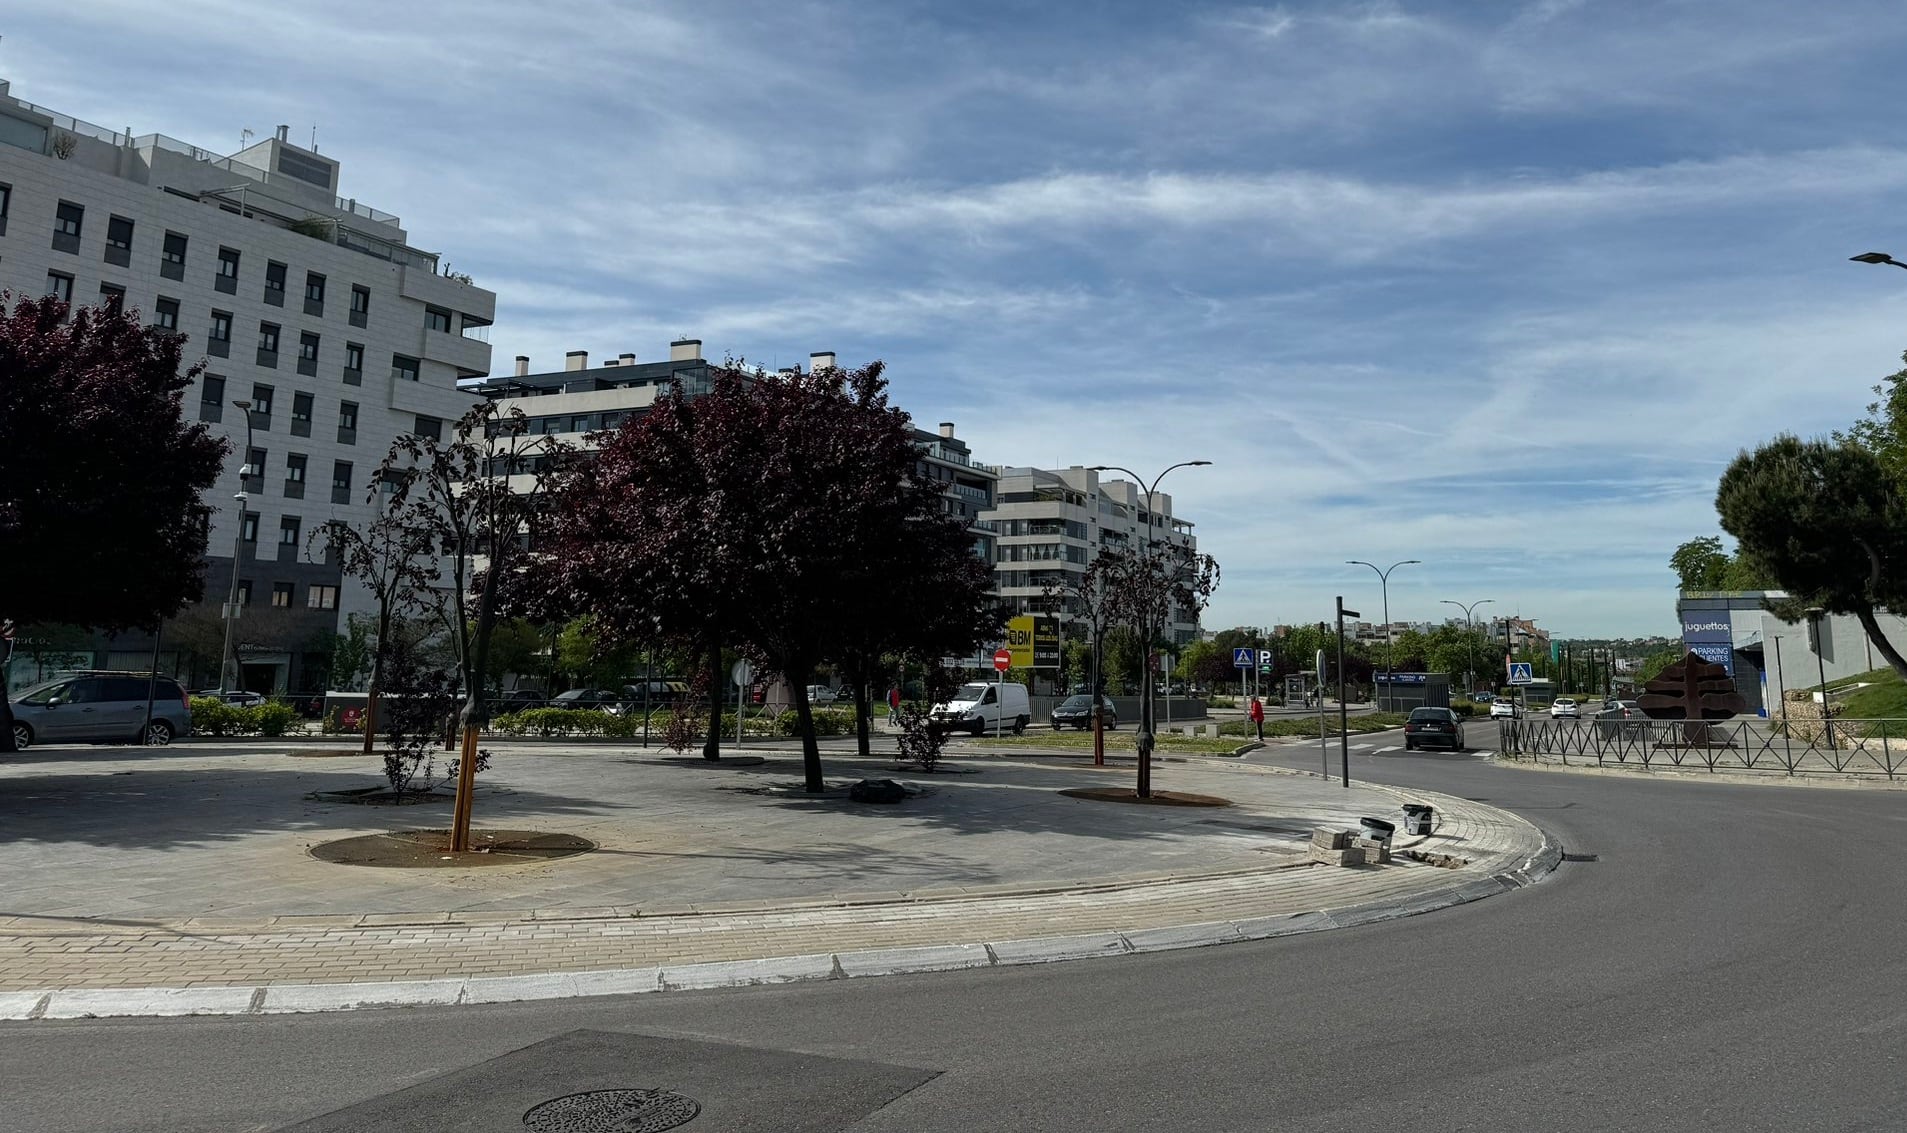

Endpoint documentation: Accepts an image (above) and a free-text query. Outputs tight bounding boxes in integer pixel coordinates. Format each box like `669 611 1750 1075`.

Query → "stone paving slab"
0 738 1557 1015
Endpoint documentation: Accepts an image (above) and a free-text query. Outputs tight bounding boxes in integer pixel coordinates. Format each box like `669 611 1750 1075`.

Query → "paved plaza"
0 736 1553 1015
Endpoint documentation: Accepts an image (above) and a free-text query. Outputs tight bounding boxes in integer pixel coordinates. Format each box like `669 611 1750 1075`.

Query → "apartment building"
0 79 493 693
467 343 998 560
982 466 1201 645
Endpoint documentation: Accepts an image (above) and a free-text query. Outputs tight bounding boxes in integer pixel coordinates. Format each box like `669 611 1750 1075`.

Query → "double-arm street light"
218 400 257 694
1851 251 1907 272
1089 459 1211 798
1347 559 1419 710
1439 598 1494 696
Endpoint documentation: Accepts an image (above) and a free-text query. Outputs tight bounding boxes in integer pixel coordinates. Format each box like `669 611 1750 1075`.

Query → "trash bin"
1359 816 1396 846
1400 803 1433 835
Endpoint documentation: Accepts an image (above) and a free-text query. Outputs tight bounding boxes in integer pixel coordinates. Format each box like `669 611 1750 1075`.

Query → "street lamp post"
218 400 256 694
1347 559 1420 710
1851 252 1907 272
1439 598 1494 696
1088 460 1211 799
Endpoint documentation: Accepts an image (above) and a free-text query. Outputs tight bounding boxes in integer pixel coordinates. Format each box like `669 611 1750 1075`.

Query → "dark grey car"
10 673 193 749
1050 694 1117 731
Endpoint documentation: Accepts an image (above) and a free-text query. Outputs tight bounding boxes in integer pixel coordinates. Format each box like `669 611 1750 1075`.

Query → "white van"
931 681 1031 735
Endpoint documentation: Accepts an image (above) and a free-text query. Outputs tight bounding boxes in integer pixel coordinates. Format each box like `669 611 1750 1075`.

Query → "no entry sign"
993 647 1013 672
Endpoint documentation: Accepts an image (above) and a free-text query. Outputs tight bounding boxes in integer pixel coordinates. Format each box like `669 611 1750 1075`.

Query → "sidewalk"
0 740 1555 1018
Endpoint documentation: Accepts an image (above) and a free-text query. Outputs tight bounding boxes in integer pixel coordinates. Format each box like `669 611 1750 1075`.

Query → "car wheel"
144 720 174 746
1051 721 1061 732
11 723 30 751
972 719 986 736
1405 740 1415 751
1012 716 1027 736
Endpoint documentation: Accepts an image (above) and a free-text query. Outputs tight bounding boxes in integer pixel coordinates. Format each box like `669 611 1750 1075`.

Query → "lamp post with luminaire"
1439 598 1494 697
218 400 256 694
1347 559 1420 710
1088 459 1212 798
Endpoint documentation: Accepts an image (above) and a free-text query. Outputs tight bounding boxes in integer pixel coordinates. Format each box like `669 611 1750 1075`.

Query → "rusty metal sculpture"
1639 651 1746 746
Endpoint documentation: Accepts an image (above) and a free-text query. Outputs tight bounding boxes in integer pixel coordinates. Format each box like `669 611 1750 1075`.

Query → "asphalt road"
7 743 1906 1131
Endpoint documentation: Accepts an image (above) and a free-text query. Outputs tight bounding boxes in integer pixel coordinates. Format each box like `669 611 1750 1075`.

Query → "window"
337 400 358 444
264 260 286 305
331 460 353 504
425 306 452 333
279 516 301 546
235 580 252 606
413 415 442 441
272 582 294 608
303 272 325 316
257 322 280 366
307 584 339 610
391 354 420 383
343 342 364 385
297 331 320 376
45 272 72 304
244 446 266 491
0 181 9 235
199 374 225 423
53 201 83 252
216 247 239 293
240 513 259 542
349 285 369 327
104 216 134 266
98 283 125 311
569 415 592 433
209 310 232 357
161 231 188 280
291 391 314 432
154 296 179 331
284 453 307 498
250 384 274 420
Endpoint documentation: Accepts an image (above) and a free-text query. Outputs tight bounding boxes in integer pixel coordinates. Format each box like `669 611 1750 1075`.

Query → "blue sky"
9 1 1907 637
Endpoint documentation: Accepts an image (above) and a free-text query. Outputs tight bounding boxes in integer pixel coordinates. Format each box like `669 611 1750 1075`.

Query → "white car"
1490 698 1521 719
1550 697 1581 719
806 685 840 705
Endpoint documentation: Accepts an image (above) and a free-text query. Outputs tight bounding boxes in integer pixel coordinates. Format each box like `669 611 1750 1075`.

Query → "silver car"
9 672 193 749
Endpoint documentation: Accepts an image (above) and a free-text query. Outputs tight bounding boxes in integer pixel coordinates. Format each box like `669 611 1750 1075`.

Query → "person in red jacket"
1248 695 1265 740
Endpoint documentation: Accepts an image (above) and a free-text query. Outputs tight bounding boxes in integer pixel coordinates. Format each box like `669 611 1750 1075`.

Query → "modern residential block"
0 79 492 693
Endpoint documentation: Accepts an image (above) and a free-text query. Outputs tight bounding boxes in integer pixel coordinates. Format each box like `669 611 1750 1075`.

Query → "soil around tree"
656 755 768 767
309 829 596 868
308 786 454 805
1058 787 1232 807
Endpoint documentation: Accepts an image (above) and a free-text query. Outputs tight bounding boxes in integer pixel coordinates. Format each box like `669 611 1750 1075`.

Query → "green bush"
189 697 301 736
1208 695 1237 709
1449 699 1480 718
772 708 856 737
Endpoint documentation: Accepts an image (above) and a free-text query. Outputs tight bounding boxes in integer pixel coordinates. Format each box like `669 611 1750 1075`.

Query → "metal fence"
1498 716 1907 780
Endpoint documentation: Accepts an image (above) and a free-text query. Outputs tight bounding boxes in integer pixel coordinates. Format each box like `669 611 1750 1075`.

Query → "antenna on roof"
310 125 317 152
240 127 253 151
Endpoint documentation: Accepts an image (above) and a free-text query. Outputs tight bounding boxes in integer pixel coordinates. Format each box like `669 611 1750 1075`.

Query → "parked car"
549 688 622 711
1550 697 1582 719
1403 706 1466 751
930 681 1031 735
1490 697 1522 719
1600 699 1640 718
490 689 546 713
194 688 266 708
1050 694 1117 731
13 672 192 749
806 685 840 705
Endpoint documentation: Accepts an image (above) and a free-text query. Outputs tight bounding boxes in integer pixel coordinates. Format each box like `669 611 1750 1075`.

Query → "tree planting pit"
1059 787 1232 807
309 829 596 868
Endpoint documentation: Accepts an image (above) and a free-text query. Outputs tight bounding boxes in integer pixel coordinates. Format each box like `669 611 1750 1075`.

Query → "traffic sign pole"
993 647 1012 742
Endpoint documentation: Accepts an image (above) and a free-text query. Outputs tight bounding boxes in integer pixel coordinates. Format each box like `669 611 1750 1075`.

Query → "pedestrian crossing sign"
1507 662 1534 685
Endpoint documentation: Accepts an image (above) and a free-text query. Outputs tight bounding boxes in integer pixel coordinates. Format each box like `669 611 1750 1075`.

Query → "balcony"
207 338 229 359
421 326 491 374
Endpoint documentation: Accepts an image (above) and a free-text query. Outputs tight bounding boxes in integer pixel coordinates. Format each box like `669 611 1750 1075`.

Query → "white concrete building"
982 466 1201 646
0 79 492 693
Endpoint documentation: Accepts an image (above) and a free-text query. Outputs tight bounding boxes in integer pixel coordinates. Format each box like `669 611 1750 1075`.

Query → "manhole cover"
523 1088 700 1131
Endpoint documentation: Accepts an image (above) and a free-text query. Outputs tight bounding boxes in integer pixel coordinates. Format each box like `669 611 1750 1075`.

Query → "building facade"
981 466 1201 646
0 79 493 694
467 343 998 559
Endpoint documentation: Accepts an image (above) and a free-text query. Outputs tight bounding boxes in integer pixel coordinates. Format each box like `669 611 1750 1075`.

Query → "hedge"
189 697 298 737
485 706 861 739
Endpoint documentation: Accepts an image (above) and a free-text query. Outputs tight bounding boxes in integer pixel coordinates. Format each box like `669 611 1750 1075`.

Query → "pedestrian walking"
1248 695 1265 740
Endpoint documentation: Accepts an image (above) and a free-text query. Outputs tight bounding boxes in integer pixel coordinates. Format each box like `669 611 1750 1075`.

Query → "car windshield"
1060 695 1095 709
953 684 990 701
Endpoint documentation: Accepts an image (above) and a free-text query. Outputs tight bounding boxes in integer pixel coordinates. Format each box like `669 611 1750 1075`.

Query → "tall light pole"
1439 598 1494 696
1347 559 1420 710
1089 459 1211 798
218 400 256 693
1851 251 1907 272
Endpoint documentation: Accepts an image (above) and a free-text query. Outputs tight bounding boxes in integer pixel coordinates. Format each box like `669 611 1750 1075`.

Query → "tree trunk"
702 631 723 761
851 673 871 758
1853 604 1907 680
451 560 501 853
791 670 824 792
363 603 390 755
0 658 15 754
